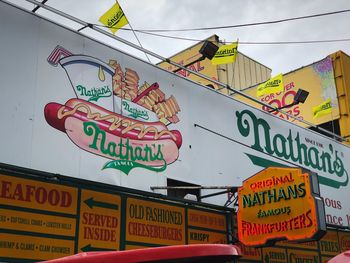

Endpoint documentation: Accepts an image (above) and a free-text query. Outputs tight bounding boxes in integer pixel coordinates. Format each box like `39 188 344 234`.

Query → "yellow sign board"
262 247 288 263
0 208 76 236
78 189 121 252
236 56 339 126
188 229 226 244
211 42 238 65
0 233 74 261
237 167 325 246
287 249 320 262
1 172 230 261
0 174 78 214
236 243 262 261
319 230 340 256
338 231 350 252
257 74 284 97
188 209 226 231
157 36 219 89
276 240 318 250
126 198 185 246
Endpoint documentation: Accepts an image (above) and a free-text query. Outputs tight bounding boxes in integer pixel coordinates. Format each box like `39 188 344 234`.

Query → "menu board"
0 172 229 262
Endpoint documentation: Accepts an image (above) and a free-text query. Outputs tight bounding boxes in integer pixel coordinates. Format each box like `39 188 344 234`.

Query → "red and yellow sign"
236 56 339 127
126 198 185 246
78 189 121 252
237 167 323 246
188 229 226 244
287 249 320 263
319 230 340 256
188 209 226 231
236 243 262 261
0 233 74 261
338 231 350 252
262 247 287 263
277 240 318 250
0 208 76 237
0 175 78 214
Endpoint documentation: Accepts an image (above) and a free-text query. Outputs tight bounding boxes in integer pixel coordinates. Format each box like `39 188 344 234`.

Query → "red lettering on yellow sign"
0 175 77 214
237 167 321 246
0 180 72 207
78 190 121 251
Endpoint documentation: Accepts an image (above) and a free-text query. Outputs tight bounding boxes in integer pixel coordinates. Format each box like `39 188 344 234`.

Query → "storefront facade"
1 2 350 262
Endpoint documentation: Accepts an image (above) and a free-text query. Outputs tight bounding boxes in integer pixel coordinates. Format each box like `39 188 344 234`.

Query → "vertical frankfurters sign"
237 167 326 246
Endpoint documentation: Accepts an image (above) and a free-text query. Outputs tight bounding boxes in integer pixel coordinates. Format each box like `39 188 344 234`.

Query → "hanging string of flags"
211 42 238 65
312 98 332 118
256 73 284 97
99 1 129 34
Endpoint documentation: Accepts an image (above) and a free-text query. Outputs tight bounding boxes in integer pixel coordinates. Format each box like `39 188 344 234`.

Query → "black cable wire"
132 8 350 32
93 24 350 45
91 8 350 34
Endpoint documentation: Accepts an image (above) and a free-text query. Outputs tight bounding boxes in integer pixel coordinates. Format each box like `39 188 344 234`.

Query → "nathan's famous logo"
45 52 182 175
76 84 112 102
107 8 125 28
259 79 281 89
235 109 348 188
242 173 306 218
213 47 237 58
122 101 149 120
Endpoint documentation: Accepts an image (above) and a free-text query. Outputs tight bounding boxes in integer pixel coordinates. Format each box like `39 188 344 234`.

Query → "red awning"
328 250 350 263
42 244 241 263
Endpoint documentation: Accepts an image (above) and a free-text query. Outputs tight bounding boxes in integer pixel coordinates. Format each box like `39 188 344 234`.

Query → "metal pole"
12 0 348 142
150 186 238 190
32 0 47 12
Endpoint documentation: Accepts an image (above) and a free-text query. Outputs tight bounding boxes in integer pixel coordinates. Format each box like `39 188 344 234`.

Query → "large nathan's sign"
1 1 350 228
237 167 326 246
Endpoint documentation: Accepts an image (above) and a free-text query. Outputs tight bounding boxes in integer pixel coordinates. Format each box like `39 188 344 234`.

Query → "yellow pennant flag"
256 74 284 97
211 42 238 65
99 1 129 34
312 99 332 118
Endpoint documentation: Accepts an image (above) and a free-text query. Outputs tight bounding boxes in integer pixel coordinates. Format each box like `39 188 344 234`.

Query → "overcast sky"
6 0 350 75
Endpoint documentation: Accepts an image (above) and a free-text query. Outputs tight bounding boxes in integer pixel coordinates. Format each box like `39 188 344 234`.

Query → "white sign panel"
0 2 349 228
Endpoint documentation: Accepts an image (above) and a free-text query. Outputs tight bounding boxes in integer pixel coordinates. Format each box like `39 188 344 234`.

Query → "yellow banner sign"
0 174 78 214
237 167 323 246
276 240 318 250
319 230 340 256
257 73 284 97
188 209 226 231
99 1 128 34
287 249 320 263
188 229 226 244
236 243 262 261
236 56 339 126
313 99 332 119
78 189 121 252
0 233 74 261
0 208 76 237
211 42 238 65
262 247 288 263
338 231 350 252
126 198 185 246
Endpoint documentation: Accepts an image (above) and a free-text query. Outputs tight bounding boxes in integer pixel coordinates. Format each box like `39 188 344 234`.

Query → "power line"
127 29 350 45
94 24 350 45
92 8 350 34
137 8 350 32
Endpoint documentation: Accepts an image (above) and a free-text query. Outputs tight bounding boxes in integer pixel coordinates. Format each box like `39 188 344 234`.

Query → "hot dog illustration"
46 52 182 173
44 100 182 148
